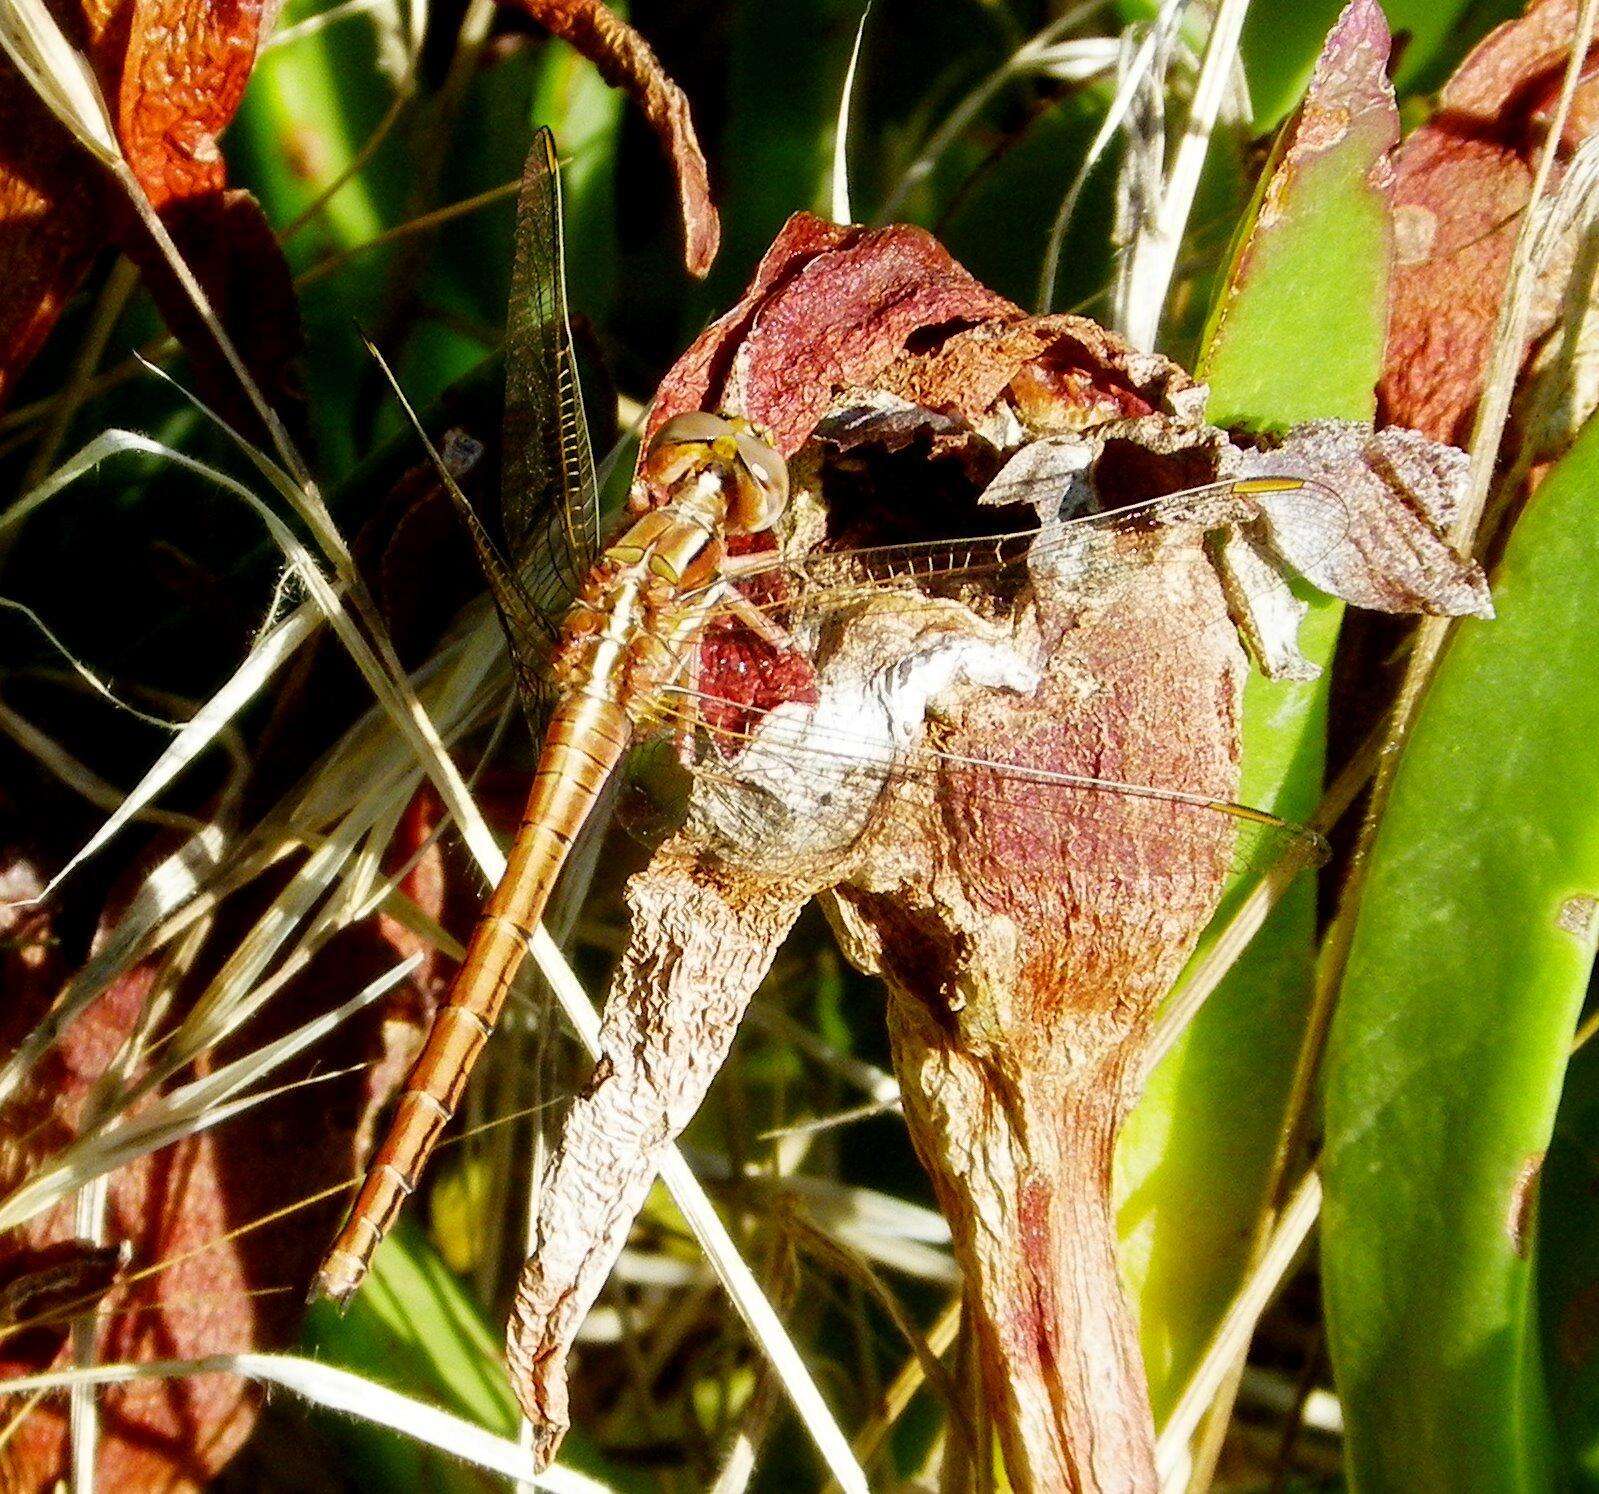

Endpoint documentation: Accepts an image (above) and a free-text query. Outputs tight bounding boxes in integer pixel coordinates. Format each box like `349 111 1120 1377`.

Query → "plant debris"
506 211 1490 1485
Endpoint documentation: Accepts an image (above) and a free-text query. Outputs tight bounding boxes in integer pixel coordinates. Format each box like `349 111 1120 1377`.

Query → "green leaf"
1199 0 1398 432
302 1223 629 1489
1116 0 1396 1425
1323 412 1599 1490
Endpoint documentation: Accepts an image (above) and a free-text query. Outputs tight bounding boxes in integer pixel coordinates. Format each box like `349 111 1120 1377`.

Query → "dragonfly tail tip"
311 1251 367 1311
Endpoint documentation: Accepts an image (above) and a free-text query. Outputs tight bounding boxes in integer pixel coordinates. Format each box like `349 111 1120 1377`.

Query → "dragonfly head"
642 412 790 534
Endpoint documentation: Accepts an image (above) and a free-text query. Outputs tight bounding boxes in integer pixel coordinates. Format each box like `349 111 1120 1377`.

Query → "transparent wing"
502 126 602 623
385 128 604 727
621 474 1341 883
698 476 1343 635
682 476 1349 713
363 342 559 724
636 688 1327 887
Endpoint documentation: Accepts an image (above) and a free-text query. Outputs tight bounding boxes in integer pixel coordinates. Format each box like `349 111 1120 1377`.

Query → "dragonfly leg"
722 585 792 650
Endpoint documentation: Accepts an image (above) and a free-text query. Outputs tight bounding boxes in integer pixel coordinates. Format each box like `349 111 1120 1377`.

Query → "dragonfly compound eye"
641 411 734 494
727 429 789 533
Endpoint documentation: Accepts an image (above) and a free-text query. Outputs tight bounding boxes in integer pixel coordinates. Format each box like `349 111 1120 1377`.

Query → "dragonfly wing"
364 342 559 725
502 126 602 623
643 689 1326 889
698 476 1353 685
383 128 603 729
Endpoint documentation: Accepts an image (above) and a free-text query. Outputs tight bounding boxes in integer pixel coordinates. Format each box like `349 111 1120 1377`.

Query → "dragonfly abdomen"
316 694 631 1307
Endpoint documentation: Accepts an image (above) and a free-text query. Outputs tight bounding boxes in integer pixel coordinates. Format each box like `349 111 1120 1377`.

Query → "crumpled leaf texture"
0 802 450 1491
0 0 299 422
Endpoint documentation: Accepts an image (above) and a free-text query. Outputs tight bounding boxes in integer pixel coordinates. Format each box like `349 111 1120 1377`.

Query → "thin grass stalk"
1036 0 1187 312
876 0 1107 221
263 0 395 53
830 2 872 224
0 1354 611 1492
280 90 415 242
1120 0 1251 349
1155 1169 1321 1489
21 257 139 493
1142 735 1375 1077
0 602 191 730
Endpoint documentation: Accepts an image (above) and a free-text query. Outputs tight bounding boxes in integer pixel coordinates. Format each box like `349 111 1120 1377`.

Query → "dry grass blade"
830 2 872 224
0 825 229 1107
0 0 118 162
0 597 189 730
1036 0 1187 312
0 1354 612 1492
0 433 327 915
0 698 200 832
1119 0 1251 349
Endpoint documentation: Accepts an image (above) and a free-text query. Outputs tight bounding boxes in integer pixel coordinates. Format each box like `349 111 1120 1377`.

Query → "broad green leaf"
1199 0 1397 431
1116 0 1396 1425
1323 411 1599 1491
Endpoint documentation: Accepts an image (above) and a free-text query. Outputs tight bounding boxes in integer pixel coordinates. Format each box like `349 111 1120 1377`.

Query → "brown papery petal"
1379 0 1599 444
0 61 105 406
508 0 720 276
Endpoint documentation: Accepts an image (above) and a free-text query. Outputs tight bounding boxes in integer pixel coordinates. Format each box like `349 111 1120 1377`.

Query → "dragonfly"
314 128 1335 1307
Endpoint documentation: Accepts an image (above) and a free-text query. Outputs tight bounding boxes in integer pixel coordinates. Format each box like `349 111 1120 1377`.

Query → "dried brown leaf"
508 0 719 275
0 0 303 426
1379 0 1599 444
1238 422 1494 618
506 858 807 1464
0 799 450 1488
0 58 104 405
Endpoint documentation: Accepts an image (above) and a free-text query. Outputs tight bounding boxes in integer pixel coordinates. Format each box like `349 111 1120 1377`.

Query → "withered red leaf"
0 61 105 406
115 0 266 209
646 215 1015 464
1379 0 1599 444
0 794 451 1489
507 0 720 275
0 0 303 429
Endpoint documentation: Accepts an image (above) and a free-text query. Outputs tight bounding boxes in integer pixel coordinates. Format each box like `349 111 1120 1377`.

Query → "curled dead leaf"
507 0 720 275
0 791 451 1488
0 0 303 430
0 58 105 408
